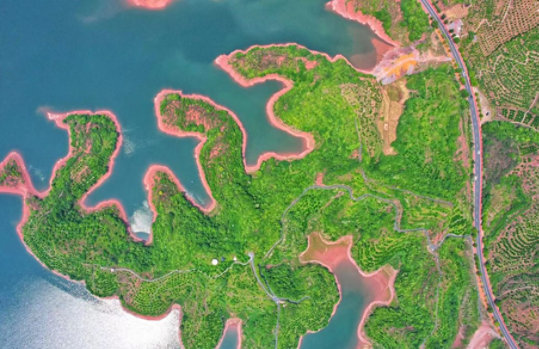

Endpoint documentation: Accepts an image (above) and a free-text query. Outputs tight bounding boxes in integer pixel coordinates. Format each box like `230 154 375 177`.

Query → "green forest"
0 44 480 348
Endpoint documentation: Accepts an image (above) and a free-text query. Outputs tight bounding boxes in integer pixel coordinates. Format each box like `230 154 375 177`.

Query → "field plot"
439 0 539 128
479 28 539 128
470 0 539 56
483 122 539 347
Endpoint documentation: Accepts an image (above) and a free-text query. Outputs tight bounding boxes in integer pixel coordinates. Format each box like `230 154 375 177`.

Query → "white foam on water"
4 278 181 348
129 200 153 237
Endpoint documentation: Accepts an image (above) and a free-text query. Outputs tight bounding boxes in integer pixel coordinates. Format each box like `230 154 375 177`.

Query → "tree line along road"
418 0 518 348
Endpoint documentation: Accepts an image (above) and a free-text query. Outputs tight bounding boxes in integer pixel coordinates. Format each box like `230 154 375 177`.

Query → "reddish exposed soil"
315 172 325 185
455 118 470 167
299 57 319 70
125 0 174 10
452 324 466 348
467 321 499 349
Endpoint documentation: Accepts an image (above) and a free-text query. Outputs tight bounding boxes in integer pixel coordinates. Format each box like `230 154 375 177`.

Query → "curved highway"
418 1 518 348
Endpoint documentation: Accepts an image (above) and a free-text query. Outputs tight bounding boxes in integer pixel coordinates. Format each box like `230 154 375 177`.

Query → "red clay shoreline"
157 84 320 175
125 0 175 10
0 3 404 344
326 0 400 48
110 301 185 347
213 53 319 172
216 318 243 349
296 233 397 348
0 110 146 276
0 113 195 343
213 41 385 171
152 87 320 214
0 109 241 348
215 42 376 81
0 112 191 344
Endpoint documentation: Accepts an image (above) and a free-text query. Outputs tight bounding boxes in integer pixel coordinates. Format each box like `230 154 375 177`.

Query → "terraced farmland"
482 122 539 347
439 0 539 129
479 27 539 128
471 0 539 56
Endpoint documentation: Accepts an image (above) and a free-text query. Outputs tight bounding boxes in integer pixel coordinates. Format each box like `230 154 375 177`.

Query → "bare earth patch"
377 79 409 155
454 118 470 168
371 47 451 85
467 321 499 349
444 4 469 21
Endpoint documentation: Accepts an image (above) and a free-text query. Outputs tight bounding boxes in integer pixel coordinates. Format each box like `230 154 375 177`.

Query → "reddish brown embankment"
125 0 174 10
297 232 397 348
467 321 499 349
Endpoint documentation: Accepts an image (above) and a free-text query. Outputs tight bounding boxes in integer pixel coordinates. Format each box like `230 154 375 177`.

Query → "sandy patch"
475 88 494 124
372 45 451 84
377 79 409 155
444 4 469 20
466 321 499 349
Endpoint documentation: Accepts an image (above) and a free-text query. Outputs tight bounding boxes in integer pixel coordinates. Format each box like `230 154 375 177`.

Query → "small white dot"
211 259 218 266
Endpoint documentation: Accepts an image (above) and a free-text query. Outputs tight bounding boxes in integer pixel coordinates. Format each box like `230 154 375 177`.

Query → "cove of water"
218 326 239 349
0 0 377 347
300 260 372 349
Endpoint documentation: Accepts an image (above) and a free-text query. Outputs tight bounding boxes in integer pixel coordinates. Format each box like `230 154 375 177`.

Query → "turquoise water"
218 325 239 349
215 259 372 349
0 0 376 347
300 261 372 349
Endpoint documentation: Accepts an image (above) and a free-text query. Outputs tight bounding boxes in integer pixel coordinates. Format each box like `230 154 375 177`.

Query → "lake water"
299 260 372 349
0 0 377 347
218 323 240 349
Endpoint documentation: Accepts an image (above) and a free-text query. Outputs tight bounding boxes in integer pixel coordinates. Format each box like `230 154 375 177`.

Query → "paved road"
418 1 518 348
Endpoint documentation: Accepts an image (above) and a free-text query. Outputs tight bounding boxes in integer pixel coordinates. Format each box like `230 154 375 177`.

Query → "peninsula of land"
0 1 484 348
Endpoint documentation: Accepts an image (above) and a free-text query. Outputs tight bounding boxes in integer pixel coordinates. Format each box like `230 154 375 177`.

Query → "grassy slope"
6 44 479 348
